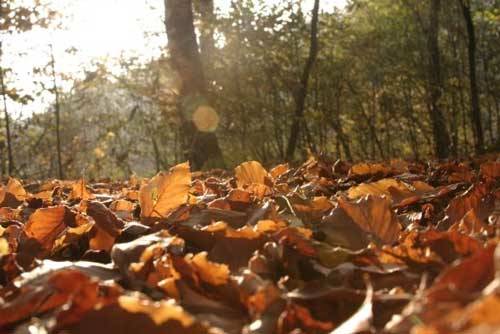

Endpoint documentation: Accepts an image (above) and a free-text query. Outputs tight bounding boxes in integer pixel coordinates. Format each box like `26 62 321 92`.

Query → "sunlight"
2 0 347 117
64 0 162 60
193 105 220 132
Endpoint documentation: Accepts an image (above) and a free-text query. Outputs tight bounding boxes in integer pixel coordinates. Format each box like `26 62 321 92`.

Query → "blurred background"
1 0 498 179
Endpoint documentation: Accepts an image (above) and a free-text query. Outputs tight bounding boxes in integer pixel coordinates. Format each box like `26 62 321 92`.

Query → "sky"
2 0 347 117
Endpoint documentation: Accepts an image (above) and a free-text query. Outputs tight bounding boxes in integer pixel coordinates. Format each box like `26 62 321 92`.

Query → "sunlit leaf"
139 162 191 218
24 206 75 251
235 161 269 187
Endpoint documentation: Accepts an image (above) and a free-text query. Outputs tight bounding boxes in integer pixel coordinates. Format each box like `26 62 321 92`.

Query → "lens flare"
192 105 219 132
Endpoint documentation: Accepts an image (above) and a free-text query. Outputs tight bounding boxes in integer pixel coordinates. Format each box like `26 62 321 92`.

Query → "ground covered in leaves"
0 155 499 334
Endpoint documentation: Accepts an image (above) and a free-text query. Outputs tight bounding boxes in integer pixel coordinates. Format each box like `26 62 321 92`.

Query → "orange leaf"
187 251 230 286
69 179 93 200
139 162 191 218
24 206 75 251
235 161 269 187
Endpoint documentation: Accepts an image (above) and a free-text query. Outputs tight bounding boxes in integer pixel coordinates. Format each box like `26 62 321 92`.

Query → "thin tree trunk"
459 0 484 154
426 0 451 159
0 42 14 175
49 44 64 179
164 0 224 170
286 0 320 161
332 88 352 160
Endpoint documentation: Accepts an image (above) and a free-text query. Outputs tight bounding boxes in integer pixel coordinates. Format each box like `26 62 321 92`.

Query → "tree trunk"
286 0 320 161
0 42 14 175
426 0 451 159
164 0 224 170
49 44 64 179
459 0 484 154
332 88 352 160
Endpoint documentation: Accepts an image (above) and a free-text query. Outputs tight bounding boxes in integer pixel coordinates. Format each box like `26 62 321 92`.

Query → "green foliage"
3 0 500 178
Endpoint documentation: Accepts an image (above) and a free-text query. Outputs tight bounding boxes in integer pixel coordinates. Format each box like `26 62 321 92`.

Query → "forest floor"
0 155 499 334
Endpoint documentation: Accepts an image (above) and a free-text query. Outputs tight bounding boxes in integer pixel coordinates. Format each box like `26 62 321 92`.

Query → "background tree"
164 0 224 170
286 0 320 161
0 0 55 177
459 0 484 154
2 0 498 179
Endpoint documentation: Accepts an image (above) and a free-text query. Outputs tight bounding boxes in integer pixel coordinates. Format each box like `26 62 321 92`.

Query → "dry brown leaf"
338 195 401 245
348 163 391 177
0 178 28 207
139 162 191 218
449 209 494 235
89 226 116 252
5 178 28 200
480 161 500 180
117 294 194 326
24 206 75 251
110 199 135 212
187 251 230 286
426 244 496 303
390 159 410 174
347 178 412 200
330 280 373 334
69 179 94 200
445 183 489 225
235 161 269 187
269 163 289 179
347 178 434 205
0 207 20 220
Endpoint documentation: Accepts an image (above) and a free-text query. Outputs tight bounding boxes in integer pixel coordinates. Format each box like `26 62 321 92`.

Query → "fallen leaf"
235 161 269 187
24 206 75 251
338 195 401 245
330 279 373 333
118 294 194 326
69 179 94 200
139 162 191 218
187 251 230 286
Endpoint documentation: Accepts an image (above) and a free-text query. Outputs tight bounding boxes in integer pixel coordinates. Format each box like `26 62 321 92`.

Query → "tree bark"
426 0 451 159
286 0 320 161
459 0 484 154
164 0 224 170
0 42 14 175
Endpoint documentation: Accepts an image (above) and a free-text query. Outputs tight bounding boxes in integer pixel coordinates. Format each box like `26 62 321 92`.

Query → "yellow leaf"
139 162 191 218
235 161 268 187
188 251 230 286
118 294 194 326
348 163 391 177
69 179 93 200
347 178 413 200
0 238 8 255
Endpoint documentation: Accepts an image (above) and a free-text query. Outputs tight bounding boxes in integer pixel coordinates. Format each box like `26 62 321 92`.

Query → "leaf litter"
0 155 499 334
